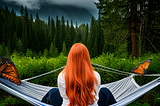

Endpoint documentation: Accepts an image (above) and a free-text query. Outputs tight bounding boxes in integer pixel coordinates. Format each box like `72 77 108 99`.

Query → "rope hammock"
0 63 160 106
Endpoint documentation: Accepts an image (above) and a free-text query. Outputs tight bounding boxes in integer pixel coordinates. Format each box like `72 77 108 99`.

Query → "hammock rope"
23 66 65 81
92 63 133 75
94 67 130 76
22 63 160 82
91 63 160 77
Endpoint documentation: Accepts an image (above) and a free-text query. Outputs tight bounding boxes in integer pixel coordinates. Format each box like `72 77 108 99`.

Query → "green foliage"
1 52 160 105
54 48 59 57
154 93 160 106
5 47 10 57
17 38 23 53
0 45 3 55
95 0 129 45
114 42 128 58
49 42 55 57
10 53 67 80
91 53 160 85
92 52 160 74
26 49 34 57
62 42 68 56
142 102 151 106
43 48 49 58
0 91 30 106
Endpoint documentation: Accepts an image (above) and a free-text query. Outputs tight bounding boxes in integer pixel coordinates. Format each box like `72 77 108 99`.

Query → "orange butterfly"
131 59 152 75
0 56 21 85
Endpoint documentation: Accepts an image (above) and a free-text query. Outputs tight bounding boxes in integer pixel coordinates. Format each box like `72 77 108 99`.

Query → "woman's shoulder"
94 71 100 77
94 70 101 85
58 70 65 81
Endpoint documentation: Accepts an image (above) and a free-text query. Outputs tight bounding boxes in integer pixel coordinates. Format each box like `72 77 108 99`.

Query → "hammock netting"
0 63 160 106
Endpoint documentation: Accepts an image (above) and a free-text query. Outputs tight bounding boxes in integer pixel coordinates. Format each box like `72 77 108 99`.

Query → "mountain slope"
0 0 93 25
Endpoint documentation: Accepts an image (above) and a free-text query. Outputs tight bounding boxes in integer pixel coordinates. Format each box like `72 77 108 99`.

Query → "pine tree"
70 20 75 44
48 16 51 31
17 38 23 53
78 24 85 44
66 20 69 36
54 48 59 57
65 20 71 50
62 42 68 56
34 13 40 53
85 24 89 46
65 33 72 51
19 5 24 17
61 16 66 42
55 16 61 52
8 16 15 52
102 43 109 54
87 16 96 57
2 22 8 46
98 11 104 55
22 22 28 53
16 17 22 39
28 14 33 50
39 21 45 51
24 6 28 21
49 42 55 57
93 36 98 57
12 32 18 51
51 18 55 43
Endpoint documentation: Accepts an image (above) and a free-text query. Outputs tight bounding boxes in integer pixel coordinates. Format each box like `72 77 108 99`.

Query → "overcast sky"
3 0 99 10
3 0 99 17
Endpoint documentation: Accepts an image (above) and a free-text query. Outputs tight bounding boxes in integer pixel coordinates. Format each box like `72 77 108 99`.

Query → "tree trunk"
131 0 138 58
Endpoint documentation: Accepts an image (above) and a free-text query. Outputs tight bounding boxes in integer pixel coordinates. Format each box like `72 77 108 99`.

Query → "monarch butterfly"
0 56 21 85
131 58 152 75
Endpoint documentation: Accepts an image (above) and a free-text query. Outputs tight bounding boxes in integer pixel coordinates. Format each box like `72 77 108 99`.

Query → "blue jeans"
41 87 116 106
98 87 117 106
41 88 62 106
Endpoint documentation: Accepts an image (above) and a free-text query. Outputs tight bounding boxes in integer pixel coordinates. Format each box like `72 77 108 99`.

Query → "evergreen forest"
0 0 160 58
0 5 107 58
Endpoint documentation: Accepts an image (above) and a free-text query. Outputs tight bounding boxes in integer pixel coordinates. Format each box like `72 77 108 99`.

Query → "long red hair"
63 43 98 106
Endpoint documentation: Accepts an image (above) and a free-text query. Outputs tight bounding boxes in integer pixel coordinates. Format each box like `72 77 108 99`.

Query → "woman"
42 43 116 106
58 43 101 106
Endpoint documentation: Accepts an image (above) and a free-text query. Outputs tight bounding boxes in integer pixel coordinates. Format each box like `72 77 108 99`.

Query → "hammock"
0 63 160 106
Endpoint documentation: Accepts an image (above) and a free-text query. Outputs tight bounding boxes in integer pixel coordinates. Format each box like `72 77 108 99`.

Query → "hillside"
0 0 93 25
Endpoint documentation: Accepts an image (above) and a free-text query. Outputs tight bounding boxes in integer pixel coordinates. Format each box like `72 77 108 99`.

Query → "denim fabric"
98 87 117 106
41 88 63 106
42 87 116 106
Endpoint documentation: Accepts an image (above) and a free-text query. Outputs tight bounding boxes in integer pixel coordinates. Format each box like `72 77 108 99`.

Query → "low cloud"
3 0 41 9
3 0 99 10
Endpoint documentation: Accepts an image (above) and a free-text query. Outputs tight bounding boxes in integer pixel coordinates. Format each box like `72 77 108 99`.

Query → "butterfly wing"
131 58 152 75
132 63 145 75
142 58 152 70
0 56 21 85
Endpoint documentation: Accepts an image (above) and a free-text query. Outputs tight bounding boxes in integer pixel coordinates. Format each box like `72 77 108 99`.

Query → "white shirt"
58 71 101 106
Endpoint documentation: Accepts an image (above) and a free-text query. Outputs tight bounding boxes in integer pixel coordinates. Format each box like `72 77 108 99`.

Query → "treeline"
0 6 114 58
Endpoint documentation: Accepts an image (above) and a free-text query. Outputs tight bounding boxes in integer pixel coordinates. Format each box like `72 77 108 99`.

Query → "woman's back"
58 70 101 106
